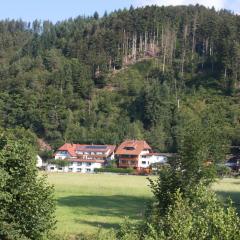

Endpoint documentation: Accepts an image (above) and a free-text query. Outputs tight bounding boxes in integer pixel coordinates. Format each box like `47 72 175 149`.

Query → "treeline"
0 5 240 150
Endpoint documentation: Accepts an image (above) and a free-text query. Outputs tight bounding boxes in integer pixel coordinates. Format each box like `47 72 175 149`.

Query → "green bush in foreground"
94 167 134 174
0 131 55 240
142 185 240 240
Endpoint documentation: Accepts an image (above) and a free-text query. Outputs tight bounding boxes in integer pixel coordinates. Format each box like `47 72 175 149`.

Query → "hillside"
0 5 240 151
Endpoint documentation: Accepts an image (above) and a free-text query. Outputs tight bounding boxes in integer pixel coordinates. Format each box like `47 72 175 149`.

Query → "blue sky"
0 0 239 22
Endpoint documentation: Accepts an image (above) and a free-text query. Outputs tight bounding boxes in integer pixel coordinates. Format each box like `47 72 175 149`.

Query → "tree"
93 11 99 20
0 130 55 240
143 185 240 240
149 114 229 215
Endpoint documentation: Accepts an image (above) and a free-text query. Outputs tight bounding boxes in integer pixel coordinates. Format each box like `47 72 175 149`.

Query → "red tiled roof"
67 159 104 163
56 143 116 157
58 143 78 157
115 140 151 155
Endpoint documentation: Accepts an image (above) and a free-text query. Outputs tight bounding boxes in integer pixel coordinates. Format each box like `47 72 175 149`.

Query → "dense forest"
0 4 240 151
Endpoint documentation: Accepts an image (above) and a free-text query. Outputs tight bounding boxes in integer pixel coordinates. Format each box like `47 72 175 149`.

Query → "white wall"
36 155 43 168
138 155 167 168
47 161 102 173
55 151 70 160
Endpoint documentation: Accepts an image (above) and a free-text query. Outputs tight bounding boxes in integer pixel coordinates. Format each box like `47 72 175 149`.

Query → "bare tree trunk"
202 40 205 69
144 31 148 55
139 34 143 56
132 32 137 62
191 13 197 60
181 24 188 78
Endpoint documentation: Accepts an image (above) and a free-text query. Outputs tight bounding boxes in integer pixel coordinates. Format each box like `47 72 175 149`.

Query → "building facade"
115 140 168 172
48 143 116 173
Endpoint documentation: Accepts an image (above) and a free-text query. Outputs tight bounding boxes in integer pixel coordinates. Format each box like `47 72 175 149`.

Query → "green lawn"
47 173 153 235
46 173 240 236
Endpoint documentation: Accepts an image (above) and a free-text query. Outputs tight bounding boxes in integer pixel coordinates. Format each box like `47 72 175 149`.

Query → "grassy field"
47 173 153 235
46 173 240 235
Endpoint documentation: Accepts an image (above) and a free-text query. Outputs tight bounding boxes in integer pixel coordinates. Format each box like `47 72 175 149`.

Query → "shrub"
216 164 232 177
94 167 134 174
0 135 55 239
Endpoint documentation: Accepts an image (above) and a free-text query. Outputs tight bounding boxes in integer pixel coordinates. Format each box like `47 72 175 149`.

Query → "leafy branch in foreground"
0 130 56 240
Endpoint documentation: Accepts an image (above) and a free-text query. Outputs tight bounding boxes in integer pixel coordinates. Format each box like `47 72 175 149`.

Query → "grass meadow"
46 173 240 236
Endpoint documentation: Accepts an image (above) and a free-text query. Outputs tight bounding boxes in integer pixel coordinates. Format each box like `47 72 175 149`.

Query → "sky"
0 0 239 22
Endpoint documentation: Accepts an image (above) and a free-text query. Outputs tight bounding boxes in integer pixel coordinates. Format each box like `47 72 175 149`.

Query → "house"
115 140 167 172
36 155 43 168
48 143 116 173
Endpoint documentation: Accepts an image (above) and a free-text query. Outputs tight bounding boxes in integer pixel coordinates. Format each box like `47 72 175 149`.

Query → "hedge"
94 167 134 174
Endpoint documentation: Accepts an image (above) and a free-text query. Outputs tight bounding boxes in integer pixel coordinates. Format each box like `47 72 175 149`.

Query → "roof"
66 159 104 163
146 153 164 156
58 143 78 157
115 140 151 155
56 143 116 157
146 153 174 157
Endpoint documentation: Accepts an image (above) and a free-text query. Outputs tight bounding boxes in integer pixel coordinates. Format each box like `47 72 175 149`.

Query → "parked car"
225 157 240 171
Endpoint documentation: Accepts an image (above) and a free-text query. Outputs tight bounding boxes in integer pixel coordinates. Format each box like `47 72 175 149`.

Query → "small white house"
36 155 43 168
138 153 167 168
47 160 102 173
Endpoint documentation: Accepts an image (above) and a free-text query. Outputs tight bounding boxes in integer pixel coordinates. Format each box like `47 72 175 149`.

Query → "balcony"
119 163 137 168
119 156 138 161
119 160 138 168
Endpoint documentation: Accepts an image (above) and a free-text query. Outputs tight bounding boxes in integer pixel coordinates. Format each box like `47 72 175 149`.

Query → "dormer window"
124 147 135 150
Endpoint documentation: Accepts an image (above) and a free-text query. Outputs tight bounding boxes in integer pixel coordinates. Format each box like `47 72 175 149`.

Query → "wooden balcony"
119 164 137 168
118 161 138 168
119 157 139 161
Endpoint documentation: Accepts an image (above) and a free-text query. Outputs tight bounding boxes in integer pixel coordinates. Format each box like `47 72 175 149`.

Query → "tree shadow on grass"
75 219 120 230
215 191 240 214
58 195 151 220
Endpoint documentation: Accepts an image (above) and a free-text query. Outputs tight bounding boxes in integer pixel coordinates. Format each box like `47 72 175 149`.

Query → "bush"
141 185 240 240
94 167 134 174
216 164 232 177
0 135 55 239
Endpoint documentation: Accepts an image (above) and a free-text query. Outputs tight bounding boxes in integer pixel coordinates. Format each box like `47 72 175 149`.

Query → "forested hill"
0 5 240 151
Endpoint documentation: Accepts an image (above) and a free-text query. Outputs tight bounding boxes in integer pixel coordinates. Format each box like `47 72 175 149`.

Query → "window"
86 162 92 166
86 168 91 172
77 168 82 172
58 167 63 170
142 155 147 158
50 167 54 170
68 168 73 172
141 161 146 164
124 147 135 150
77 162 82 166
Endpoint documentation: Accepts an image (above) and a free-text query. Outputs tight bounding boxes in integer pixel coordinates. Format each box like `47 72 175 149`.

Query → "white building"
140 153 168 168
48 143 116 173
115 140 168 173
36 155 43 168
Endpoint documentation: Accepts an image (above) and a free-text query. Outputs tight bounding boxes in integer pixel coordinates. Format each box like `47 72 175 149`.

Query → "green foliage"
216 164 232 178
144 185 240 240
0 6 239 151
94 167 134 174
0 130 55 240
